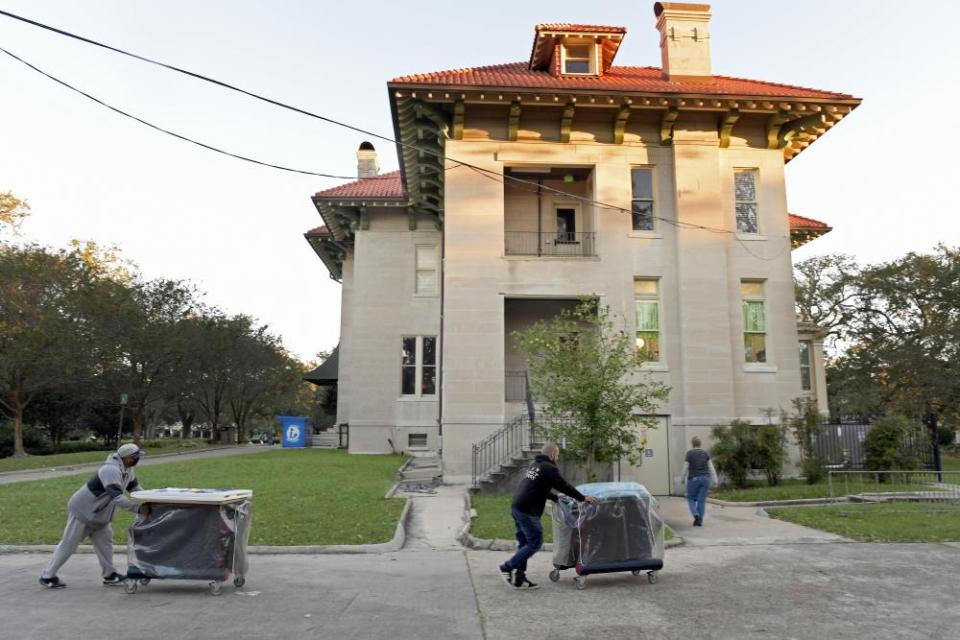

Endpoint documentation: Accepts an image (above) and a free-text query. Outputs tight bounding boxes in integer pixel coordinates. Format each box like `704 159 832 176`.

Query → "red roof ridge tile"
313 170 406 200
305 225 331 236
788 213 831 229
534 23 627 33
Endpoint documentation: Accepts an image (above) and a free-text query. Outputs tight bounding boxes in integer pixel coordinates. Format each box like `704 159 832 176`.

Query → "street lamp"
116 393 128 446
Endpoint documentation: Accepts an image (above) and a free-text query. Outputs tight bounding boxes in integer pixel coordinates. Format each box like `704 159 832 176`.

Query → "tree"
0 245 91 456
0 191 30 237
512 299 670 477
793 253 859 352
227 329 300 443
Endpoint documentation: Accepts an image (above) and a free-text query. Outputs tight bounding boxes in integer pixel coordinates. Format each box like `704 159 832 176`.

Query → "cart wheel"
631 569 641 576
233 576 245 588
124 581 138 595
208 581 222 596
574 576 587 590
139 578 151 586
647 571 658 584
549 569 560 583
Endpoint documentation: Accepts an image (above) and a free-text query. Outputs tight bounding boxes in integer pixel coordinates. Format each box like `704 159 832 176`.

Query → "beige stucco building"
305 3 858 491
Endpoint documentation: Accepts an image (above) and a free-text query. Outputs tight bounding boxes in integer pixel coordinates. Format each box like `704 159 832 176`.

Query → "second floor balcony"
504 231 597 257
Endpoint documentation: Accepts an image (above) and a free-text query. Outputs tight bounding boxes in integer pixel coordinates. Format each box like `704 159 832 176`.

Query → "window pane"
744 334 767 363
636 331 660 362
422 336 436 365
401 366 416 395
416 246 437 269
417 270 436 293
634 278 658 296
736 202 758 234
741 281 764 298
636 301 659 331
421 366 436 395
564 59 590 73
631 169 653 199
743 301 765 332
799 341 811 366
631 200 654 231
402 337 417 365
800 366 812 391
735 170 757 202
566 45 590 59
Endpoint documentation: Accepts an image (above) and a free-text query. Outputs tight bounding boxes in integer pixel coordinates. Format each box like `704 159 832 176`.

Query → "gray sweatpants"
41 513 117 579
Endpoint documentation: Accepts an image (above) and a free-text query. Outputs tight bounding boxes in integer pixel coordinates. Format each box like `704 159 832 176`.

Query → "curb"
0 498 413 556
455 492 684 551
0 446 258 479
707 496 850 508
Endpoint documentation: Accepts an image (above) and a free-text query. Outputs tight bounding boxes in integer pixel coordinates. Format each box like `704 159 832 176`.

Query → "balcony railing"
504 231 596 257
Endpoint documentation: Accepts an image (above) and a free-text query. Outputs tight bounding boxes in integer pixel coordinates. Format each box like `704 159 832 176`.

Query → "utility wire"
0 8 799 254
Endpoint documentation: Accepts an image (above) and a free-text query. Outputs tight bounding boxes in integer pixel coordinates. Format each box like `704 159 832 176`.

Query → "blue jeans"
504 508 543 576
687 475 711 520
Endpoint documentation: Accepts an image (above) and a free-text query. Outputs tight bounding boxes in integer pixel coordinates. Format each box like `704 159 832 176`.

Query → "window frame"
561 41 597 76
400 335 438 398
734 168 761 236
799 340 813 392
634 277 662 365
630 166 656 233
553 202 581 244
741 279 767 365
414 244 440 296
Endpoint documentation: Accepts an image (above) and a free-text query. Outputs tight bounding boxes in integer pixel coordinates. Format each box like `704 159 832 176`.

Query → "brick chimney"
357 141 379 178
654 2 712 80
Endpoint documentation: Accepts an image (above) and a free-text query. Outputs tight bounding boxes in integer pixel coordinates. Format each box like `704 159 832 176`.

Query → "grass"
942 452 960 472
767 503 960 542
470 493 673 542
0 449 405 545
0 440 226 473
712 477 930 502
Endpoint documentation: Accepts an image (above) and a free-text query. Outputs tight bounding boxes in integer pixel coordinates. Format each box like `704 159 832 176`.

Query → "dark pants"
503 508 543 577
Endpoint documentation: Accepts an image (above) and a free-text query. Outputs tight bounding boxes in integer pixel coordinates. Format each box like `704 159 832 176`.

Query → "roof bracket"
659 106 679 145
718 108 739 148
765 110 791 149
613 103 631 144
778 113 827 148
452 100 464 140
559 102 575 143
508 100 522 141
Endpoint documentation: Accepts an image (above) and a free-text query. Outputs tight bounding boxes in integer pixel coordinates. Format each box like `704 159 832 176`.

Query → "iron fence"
471 414 533 488
813 420 936 471
828 470 960 509
504 231 596 257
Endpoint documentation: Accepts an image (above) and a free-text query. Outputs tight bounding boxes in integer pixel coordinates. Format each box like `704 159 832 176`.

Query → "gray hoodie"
66 452 143 525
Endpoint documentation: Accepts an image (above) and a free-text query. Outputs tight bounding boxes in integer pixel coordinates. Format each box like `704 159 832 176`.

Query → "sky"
1 1 957 361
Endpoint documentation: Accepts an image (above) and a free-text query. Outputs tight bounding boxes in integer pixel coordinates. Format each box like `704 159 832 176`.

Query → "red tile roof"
305 225 331 236
788 213 830 230
390 62 855 100
535 24 627 34
313 170 406 200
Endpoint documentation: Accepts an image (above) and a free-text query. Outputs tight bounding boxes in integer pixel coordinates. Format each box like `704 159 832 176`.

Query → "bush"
864 416 920 474
783 398 827 484
755 425 788 486
0 423 53 458
711 420 789 488
801 456 829 484
937 425 955 447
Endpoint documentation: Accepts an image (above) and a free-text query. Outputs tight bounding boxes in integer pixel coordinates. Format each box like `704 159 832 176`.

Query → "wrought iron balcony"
504 231 597 257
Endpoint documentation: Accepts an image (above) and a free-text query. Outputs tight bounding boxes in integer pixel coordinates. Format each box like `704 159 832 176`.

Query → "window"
734 169 759 234
741 280 766 363
799 340 812 391
634 278 661 362
563 44 592 74
556 207 577 242
415 245 438 294
401 336 437 396
631 168 655 231
408 433 428 448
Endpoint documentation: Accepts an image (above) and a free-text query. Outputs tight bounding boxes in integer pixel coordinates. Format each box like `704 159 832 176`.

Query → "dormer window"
561 41 597 75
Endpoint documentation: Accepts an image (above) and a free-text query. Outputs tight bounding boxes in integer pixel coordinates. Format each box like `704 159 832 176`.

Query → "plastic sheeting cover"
551 482 664 571
127 499 252 581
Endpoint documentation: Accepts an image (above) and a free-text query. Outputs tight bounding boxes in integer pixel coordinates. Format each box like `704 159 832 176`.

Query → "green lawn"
942 453 960 472
0 440 226 473
470 493 673 542
768 503 960 542
0 449 405 545
712 477 930 502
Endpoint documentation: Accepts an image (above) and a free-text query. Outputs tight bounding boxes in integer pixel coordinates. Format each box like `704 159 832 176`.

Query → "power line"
0 8 797 250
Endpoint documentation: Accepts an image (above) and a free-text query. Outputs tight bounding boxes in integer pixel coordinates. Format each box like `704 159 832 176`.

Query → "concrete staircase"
473 447 539 494
398 452 443 483
310 431 339 448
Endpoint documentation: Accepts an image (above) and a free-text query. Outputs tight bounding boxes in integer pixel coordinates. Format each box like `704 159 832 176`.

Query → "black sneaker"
498 564 513 586
102 572 126 586
513 575 540 590
39 576 66 589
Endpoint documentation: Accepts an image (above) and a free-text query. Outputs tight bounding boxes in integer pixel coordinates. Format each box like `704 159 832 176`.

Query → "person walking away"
680 436 718 526
498 442 596 590
39 443 146 588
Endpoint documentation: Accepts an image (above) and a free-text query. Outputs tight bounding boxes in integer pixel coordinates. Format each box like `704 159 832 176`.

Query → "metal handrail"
504 231 597 257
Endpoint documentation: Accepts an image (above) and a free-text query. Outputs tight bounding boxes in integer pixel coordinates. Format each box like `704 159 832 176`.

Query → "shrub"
710 420 756 489
937 425 955 447
863 416 920 475
801 456 829 484
0 423 53 458
755 425 788 486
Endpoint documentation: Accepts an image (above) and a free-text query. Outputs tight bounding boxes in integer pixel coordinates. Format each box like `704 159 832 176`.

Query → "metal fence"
471 414 534 488
828 470 960 511
813 420 936 470
504 231 597 257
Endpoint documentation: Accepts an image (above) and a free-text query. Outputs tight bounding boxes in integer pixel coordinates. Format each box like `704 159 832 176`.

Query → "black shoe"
694 516 703 527
513 575 540 590
102 572 126 586
498 564 513 586
39 576 66 589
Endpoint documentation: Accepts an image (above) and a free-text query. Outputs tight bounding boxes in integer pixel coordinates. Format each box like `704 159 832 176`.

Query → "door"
620 416 670 495
555 207 577 243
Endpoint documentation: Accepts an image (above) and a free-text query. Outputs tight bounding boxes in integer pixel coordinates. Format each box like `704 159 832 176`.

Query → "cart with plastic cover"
550 482 664 590
124 488 253 595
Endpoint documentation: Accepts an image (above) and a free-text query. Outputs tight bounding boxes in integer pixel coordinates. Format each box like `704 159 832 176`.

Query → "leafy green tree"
512 299 670 477
782 397 829 483
793 253 859 351
0 191 30 237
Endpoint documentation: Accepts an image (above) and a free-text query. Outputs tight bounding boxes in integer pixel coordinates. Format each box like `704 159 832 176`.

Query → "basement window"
408 433 428 448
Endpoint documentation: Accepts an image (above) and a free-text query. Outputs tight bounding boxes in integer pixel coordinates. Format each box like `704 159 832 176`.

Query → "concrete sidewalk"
658 495 849 546
0 445 275 485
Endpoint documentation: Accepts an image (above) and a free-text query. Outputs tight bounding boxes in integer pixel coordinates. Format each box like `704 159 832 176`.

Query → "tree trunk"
132 408 143 445
12 393 27 457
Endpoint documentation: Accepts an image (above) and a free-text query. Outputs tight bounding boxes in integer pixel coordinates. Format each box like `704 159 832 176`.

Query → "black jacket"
511 455 586 517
